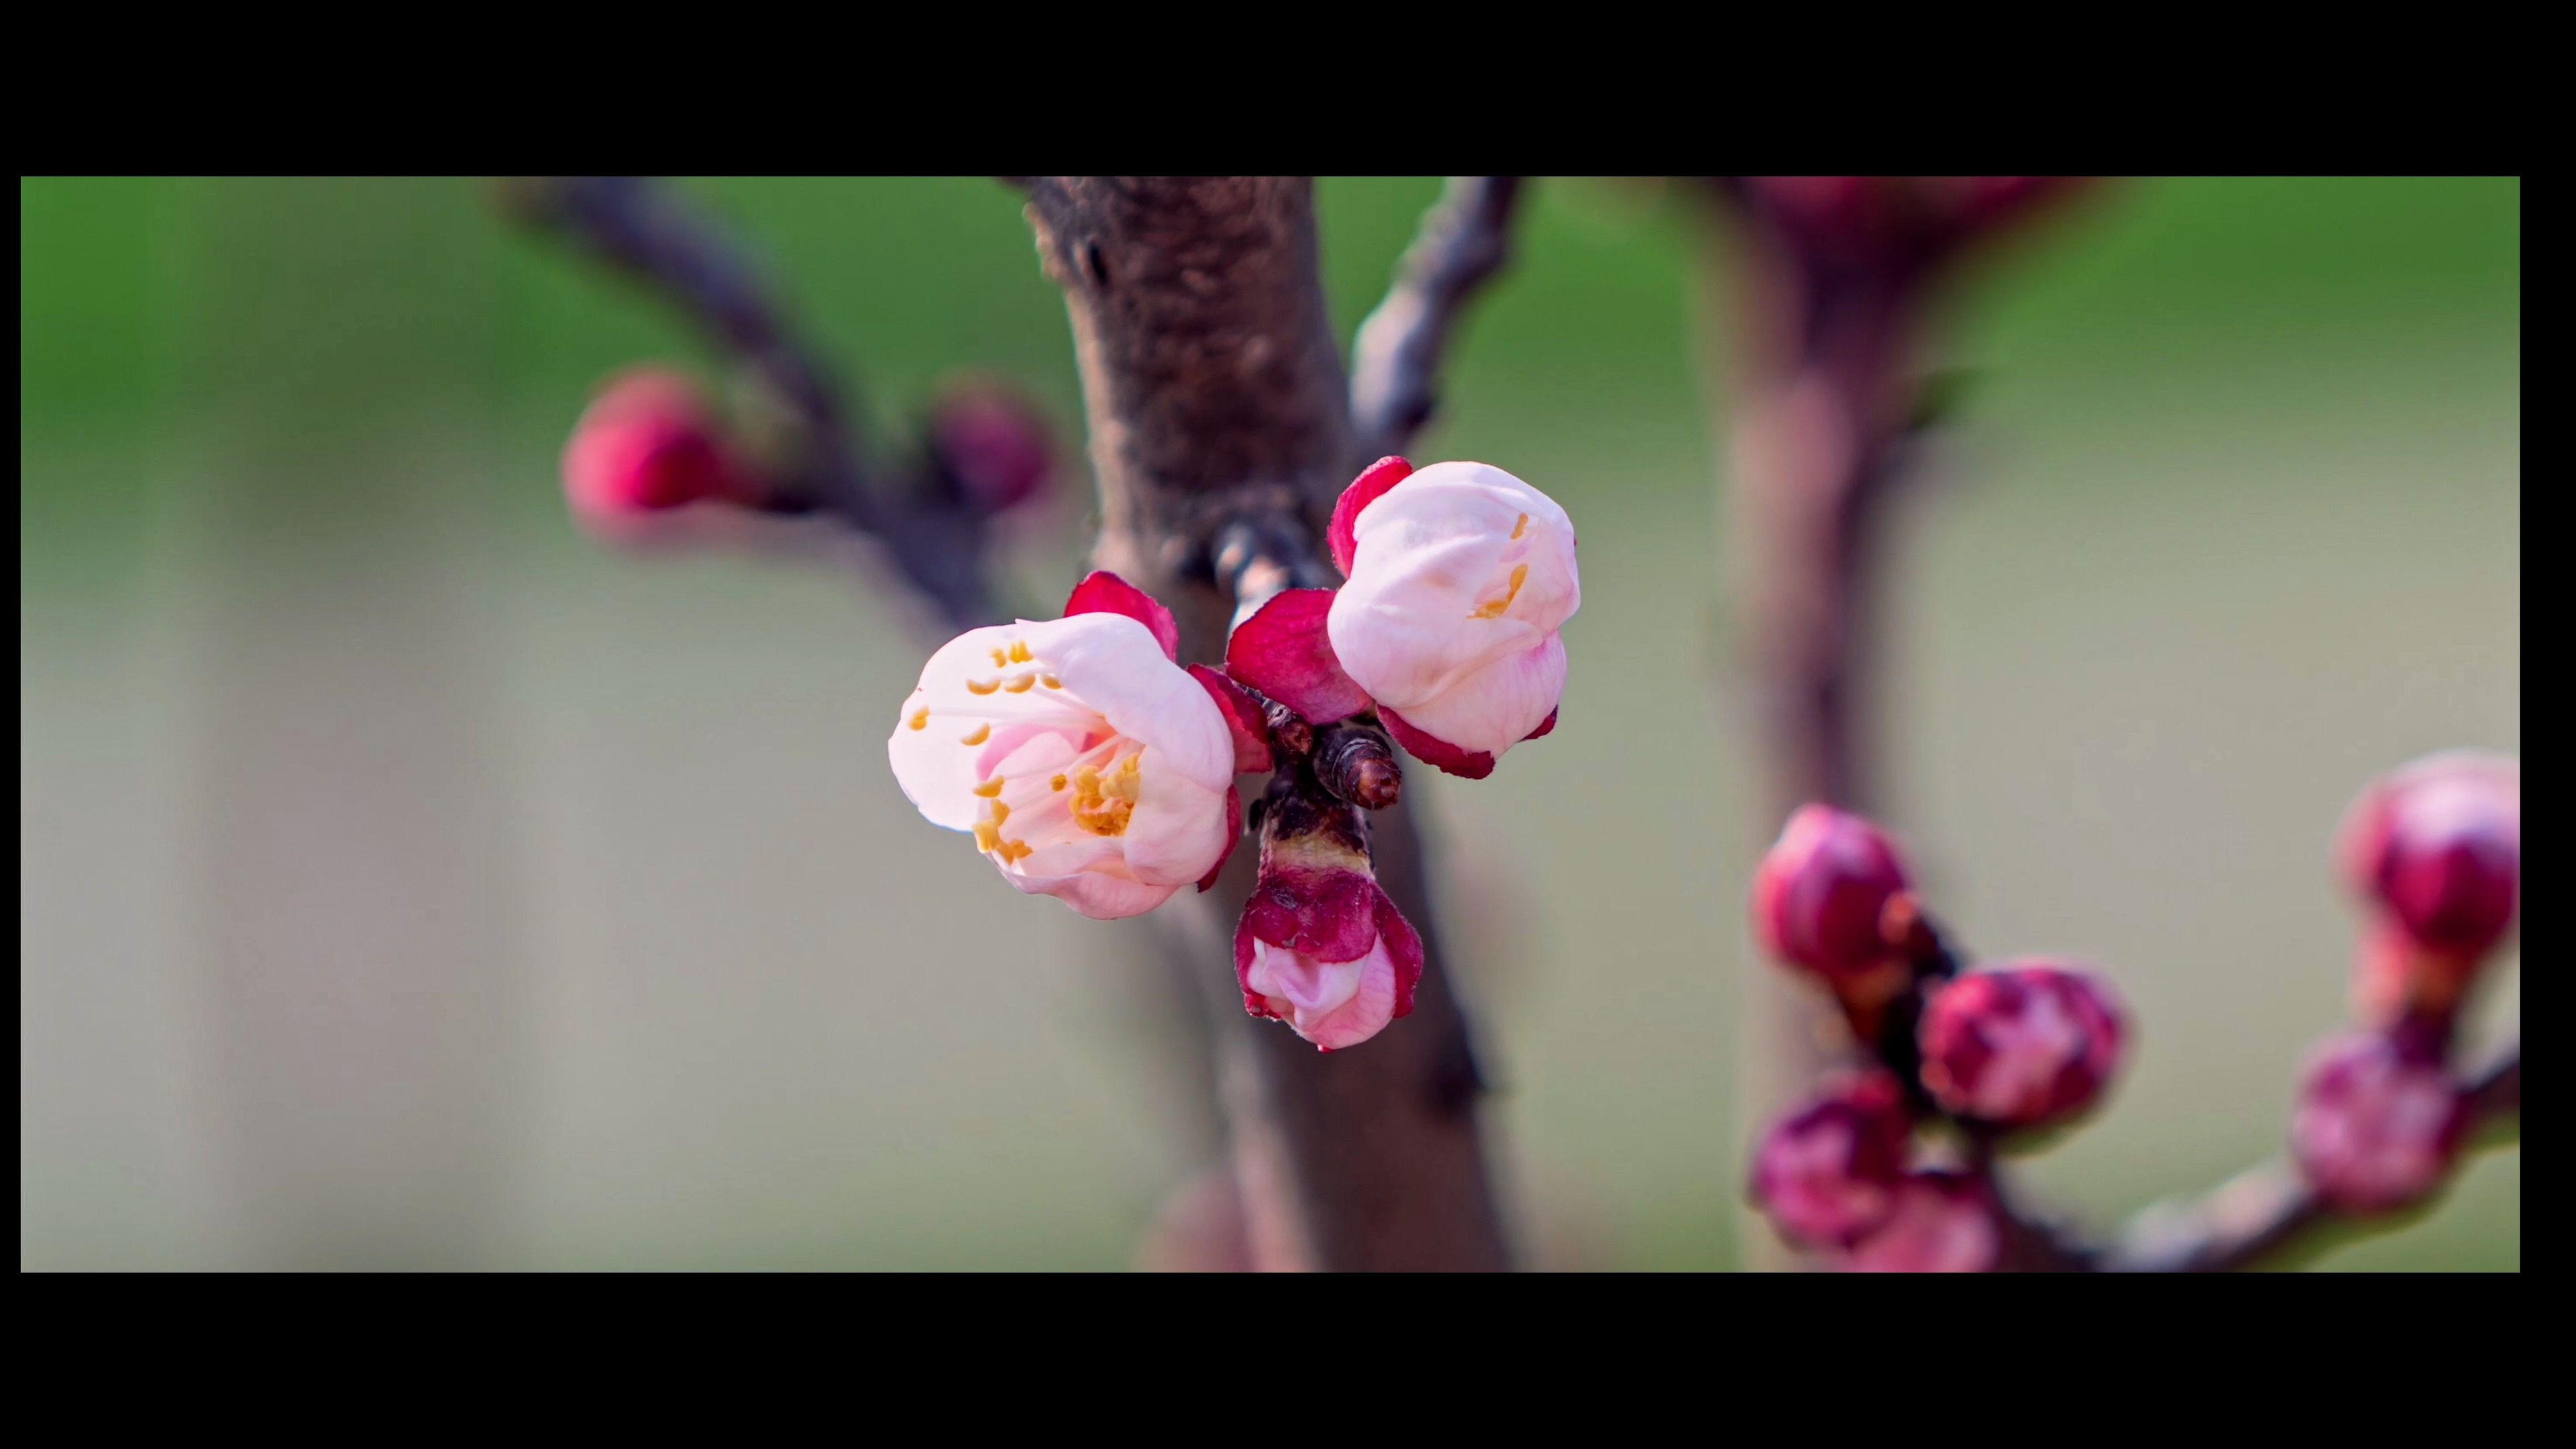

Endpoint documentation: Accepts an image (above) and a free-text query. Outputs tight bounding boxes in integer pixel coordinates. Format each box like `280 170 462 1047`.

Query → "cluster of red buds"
1748 748 2521 1269
559 366 1057 541
885 455 1581 1051
2295 752 2520 1214
1746 804 2129 1270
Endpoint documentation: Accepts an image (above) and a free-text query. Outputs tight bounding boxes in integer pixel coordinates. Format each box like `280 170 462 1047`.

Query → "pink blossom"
1322 458 1578 777
888 573 1239 920
2291 1031 2467 1215
1234 832 1424 1052
1917 963 2128 1130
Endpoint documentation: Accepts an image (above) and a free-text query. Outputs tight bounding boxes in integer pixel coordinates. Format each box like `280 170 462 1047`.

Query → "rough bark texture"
1022 177 1510 1271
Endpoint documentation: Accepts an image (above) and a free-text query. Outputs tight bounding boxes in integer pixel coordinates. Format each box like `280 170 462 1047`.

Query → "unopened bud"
1749 1070 1914 1248
1916 962 2128 1130
561 368 746 532
2290 1030 2466 1215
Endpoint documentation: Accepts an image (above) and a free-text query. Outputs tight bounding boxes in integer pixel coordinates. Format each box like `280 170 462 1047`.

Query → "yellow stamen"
990 648 1009 668
973 777 1005 798
1004 674 1038 694
989 800 1010 826
972 820 1002 852
1051 774 1069 792
1008 641 1034 664
959 722 991 746
907 707 930 731
966 678 1001 696
1068 757 1142 837
1471 564 1529 619
1511 513 1529 540
1040 675 1062 690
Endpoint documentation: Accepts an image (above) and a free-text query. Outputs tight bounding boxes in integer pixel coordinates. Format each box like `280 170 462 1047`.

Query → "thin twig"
505 176 997 630
2102 1038 2520 1273
1349 177 1525 463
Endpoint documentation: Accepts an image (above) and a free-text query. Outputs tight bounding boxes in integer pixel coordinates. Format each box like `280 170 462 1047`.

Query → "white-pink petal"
1325 461 1578 766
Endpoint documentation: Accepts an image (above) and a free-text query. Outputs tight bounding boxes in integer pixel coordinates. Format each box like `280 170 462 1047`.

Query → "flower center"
1069 753 1144 837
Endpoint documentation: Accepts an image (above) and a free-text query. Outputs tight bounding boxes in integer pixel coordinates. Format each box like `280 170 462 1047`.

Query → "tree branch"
1349 177 1525 461
1699 188 1925 1269
505 176 998 631
2102 1038 2520 1273
1020 177 1509 1271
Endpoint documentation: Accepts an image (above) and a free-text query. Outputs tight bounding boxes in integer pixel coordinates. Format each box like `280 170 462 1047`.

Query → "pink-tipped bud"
1835 1171 1998 1273
2290 1030 2467 1215
1749 1070 1914 1248
928 380 1053 515
1917 962 2127 1130
2339 751 2520 967
561 369 745 531
1750 805 1915 994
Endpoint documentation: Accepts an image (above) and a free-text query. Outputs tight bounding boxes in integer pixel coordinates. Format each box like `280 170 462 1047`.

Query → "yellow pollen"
990 647 1009 667
1000 839 1034 863
1511 513 1529 540
1040 675 1063 689
973 777 1006 798
1004 674 1038 694
908 708 930 731
972 820 1002 852
1471 564 1529 619
1068 755 1142 837
966 678 1001 696
1008 641 1034 664
988 800 1010 826
1051 774 1069 791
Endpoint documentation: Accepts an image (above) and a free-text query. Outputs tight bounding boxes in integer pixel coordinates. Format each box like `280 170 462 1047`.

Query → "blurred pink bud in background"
1917 963 2128 1130
1835 1171 1998 1273
2291 1030 2467 1215
561 368 748 532
1750 804 1915 994
1750 1069 1914 1248
928 378 1055 515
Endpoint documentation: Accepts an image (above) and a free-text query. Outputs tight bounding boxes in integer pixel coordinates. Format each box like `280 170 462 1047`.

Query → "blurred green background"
20 177 2518 1269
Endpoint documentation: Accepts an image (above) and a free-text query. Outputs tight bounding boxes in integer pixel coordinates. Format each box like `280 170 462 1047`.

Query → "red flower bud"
928 380 1053 515
2339 751 2519 963
2290 1030 2467 1215
560 369 745 531
1750 805 1915 991
1835 1171 1998 1273
1749 1071 1914 1248
1916 962 2127 1130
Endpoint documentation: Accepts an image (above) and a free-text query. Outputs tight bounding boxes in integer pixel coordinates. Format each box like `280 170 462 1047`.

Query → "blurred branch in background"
2108 1038 2518 1272
502 176 1001 632
1698 177 2092 1267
